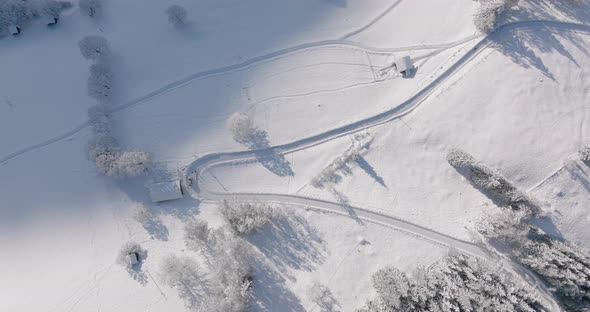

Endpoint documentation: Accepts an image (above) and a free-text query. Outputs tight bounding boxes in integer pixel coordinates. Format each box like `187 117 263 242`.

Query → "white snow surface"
1 0 589 311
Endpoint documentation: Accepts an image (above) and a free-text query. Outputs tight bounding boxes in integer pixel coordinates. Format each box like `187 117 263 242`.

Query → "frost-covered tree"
359 253 548 312
227 112 256 144
473 0 519 33
160 255 205 308
116 241 147 268
219 200 278 235
78 0 101 17
39 0 72 19
512 230 590 311
580 145 590 163
165 4 187 28
78 35 110 61
447 148 538 214
87 62 113 102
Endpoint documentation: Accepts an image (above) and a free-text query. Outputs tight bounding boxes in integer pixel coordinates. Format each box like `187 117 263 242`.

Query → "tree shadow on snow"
250 256 306 312
245 129 295 177
247 212 326 281
355 156 387 188
127 261 148 286
490 1 590 81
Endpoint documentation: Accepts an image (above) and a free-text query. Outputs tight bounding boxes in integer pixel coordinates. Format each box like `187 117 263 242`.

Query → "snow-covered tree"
446 148 475 168
184 219 212 252
78 0 101 17
514 230 590 311
219 200 278 235
359 253 548 312
78 35 110 61
160 255 204 308
165 4 187 28
227 112 256 144
116 241 147 268
473 0 519 33
87 62 113 102
580 145 590 162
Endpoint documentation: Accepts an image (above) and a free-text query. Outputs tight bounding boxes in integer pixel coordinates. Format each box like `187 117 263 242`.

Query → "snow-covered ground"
1 0 589 311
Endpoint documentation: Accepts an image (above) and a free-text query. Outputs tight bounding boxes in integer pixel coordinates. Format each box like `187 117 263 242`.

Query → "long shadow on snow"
355 156 387 188
491 2 590 80
247 213 325 311
246 129 295 177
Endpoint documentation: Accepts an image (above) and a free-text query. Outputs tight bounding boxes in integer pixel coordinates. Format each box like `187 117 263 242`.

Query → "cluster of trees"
179 220 253 311
311 134 372 188
447 149 538 214
473 0 519 33
0 0 71 36
80 36 151 178
307 282 340 312
219 200 281 235
358 252 548 312
482 212 590 311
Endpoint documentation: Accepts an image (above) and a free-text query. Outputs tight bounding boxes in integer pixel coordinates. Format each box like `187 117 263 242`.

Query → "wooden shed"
395 55 414 76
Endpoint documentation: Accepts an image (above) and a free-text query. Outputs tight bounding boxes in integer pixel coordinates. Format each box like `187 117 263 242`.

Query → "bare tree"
165 4 187 28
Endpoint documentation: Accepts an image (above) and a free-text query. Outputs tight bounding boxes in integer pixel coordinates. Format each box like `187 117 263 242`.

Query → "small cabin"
8 25 20 35
148 180 183 203
127 252 139 266
44 16 59 26
395 55 414 77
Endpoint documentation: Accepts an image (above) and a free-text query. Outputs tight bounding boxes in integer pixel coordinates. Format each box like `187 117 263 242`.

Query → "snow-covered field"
1 0 589 311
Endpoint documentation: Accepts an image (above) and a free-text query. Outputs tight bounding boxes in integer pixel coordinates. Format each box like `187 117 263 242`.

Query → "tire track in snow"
339 0 404 40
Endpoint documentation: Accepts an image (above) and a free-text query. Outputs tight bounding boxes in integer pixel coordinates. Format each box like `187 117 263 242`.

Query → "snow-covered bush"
219 200 278 235
579 145 590 163
359 253 548 312
227 112 256 144
160 255 204 308
165 4 187 28
78 35 110 61
78 0 101 17
116 241 147 268
473 0 519 33
87 62 113 102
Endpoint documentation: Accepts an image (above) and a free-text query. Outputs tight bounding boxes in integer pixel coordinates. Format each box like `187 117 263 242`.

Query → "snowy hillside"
1 0 589 311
